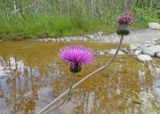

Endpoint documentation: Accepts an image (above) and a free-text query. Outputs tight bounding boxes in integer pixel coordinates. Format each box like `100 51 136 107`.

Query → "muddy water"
0 41 160 114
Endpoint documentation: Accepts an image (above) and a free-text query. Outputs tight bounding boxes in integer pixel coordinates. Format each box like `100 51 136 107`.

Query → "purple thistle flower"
58 45 94 73
117 11 134 25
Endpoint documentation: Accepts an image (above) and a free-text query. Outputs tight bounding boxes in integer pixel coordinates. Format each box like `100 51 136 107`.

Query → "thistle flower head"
117 11 134 25
59 45 94 73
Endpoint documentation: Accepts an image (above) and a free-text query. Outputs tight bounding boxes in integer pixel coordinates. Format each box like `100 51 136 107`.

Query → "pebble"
148 22 160 30
135 50 142 56
129 44 140 50
142 45 160 56
66 39 71 42
83 38 87 41
59 38 64 42
52 39 56 42
88 35 94 39
99 51 105 55
137 54 152 62
156 52 160 58
108 49 125 55
56 39 60 42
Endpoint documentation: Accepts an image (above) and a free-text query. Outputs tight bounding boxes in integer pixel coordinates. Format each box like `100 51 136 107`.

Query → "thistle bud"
70 62 82 73
117 24 129 35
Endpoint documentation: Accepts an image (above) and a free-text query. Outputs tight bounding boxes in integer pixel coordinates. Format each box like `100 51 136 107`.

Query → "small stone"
83 38 87 41
129 44 140 50
156 52 160 58
108 49 125 55
66 39 71 42
99 51 105 55
44 39 48 42
47 38 52 41
135 50 142 56
89 35 94 39
60 38 64 42
56 39 60 42
137 54 152 62
142 45 160 56
148 22 160 30
52 39 56 42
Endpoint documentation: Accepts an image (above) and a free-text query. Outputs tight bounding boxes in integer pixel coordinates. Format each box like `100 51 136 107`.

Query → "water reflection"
0 55 160 114
72 62 160 114
0 56 64 114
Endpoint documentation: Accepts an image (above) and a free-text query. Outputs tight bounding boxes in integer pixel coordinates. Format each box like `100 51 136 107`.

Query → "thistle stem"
45 73 77 114
37 35 124 114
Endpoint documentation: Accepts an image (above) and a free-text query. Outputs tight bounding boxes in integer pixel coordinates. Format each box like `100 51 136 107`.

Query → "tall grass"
0 14 112 40
0 0 159 40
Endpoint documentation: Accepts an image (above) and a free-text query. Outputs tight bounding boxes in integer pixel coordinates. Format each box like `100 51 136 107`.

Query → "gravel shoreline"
39 28 160 45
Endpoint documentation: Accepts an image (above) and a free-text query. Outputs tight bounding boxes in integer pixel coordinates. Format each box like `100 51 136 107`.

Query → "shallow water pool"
0 41 160 114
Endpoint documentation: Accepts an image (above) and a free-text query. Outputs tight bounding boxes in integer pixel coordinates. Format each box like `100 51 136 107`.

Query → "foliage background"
0 0 160 40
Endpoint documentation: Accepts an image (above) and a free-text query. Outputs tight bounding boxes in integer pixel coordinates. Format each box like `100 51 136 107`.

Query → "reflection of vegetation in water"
0 41 160 114
55 56 160 114
0 56 65 114
124 92 160 114
0 57 38 114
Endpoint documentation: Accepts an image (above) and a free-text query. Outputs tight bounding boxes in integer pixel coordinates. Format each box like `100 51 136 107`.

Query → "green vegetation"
0 0 160 40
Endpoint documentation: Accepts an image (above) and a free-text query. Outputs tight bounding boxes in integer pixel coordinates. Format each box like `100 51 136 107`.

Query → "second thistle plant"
117 11 134 36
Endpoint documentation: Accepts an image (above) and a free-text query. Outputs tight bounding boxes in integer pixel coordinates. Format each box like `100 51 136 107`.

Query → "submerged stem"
45 73 77 114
